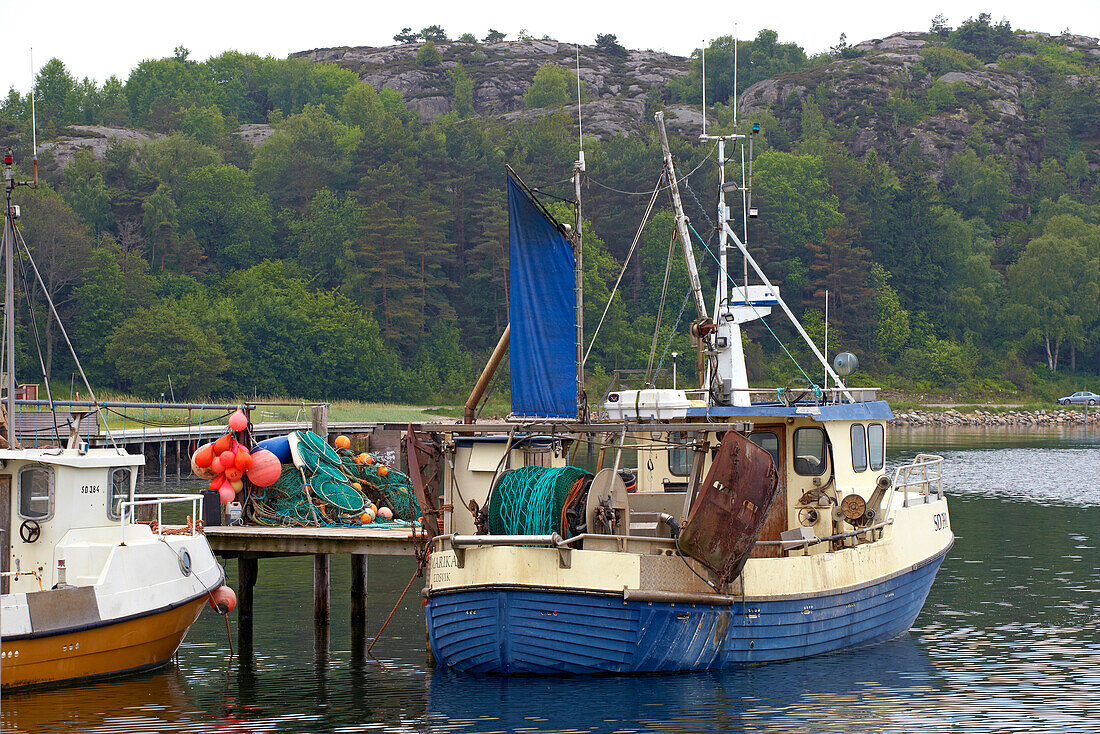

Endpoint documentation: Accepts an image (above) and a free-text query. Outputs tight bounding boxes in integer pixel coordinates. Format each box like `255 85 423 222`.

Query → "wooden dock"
204 525 429 654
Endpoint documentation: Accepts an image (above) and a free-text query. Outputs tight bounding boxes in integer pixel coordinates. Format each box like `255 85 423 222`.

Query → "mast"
4 149 16 448
655 112 707 321
574 47 585 421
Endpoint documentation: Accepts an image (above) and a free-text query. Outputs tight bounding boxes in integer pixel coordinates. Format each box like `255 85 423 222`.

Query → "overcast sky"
2 0 1097 95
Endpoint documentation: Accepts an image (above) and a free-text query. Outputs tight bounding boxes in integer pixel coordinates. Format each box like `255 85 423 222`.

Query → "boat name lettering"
435 554 458 569
933 512 948 531
794 407 821 415
80 485 101 494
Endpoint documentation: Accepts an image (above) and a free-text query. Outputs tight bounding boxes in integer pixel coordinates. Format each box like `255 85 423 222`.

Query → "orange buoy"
360 508 376 523
228 409 248 432
234 450 253 471
378 465 389 477
218 450 235 468
193 443 215 468
335 435 351 450
210 456 225 475
210 474 225 491
378 506 393 521
352 481 362 491
218 486 235 504
364 455 374 465
246 449 281 487
224 467 243 482
208 585 237 614
213 434 233 454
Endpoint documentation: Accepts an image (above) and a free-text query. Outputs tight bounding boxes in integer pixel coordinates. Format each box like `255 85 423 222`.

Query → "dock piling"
351 554 367 625
314 554 330 624
238 557 258 654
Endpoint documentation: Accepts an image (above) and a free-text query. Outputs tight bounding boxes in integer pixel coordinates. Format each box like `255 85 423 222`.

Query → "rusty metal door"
678 431 779 585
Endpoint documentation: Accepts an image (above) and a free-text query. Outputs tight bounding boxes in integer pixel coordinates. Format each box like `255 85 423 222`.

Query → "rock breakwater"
893 408 1096 426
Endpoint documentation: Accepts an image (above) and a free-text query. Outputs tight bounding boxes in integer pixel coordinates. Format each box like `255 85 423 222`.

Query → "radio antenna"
30 48 38 187
575 45 583 151
733 26 738 130
701 40 707 136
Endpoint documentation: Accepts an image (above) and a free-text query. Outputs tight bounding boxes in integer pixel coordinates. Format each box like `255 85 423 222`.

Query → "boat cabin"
1 449 143 594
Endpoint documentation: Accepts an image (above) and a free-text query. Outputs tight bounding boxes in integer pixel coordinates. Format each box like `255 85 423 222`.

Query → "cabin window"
851 424 867 472
668 433 692 476
107 468 132 521
18 465 54 521
748 431 780 469
792 428 827 476
868 424 885 471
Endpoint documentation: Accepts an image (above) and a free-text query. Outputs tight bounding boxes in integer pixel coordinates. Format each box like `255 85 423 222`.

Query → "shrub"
417 41 442 68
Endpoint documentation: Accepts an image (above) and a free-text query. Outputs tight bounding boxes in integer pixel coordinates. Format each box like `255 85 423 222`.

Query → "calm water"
5 427 1100 733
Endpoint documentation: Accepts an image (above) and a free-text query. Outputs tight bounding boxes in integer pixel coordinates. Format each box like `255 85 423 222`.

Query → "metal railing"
885 454 944 517
119 494 202 542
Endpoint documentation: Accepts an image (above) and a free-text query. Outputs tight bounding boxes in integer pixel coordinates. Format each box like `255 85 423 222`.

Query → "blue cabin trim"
684 400 894 423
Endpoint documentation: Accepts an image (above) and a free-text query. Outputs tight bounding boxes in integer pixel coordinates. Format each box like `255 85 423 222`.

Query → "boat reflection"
426 634 937 733
2 666 198 734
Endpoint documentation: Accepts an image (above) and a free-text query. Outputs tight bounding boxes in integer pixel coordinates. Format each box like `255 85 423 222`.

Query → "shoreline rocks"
892 408 1097 427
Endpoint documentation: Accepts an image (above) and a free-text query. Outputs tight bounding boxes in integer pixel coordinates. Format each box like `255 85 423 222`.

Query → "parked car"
1058 391 1100 405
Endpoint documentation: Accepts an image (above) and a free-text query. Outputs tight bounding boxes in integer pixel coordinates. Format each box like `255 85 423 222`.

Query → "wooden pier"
205 525 427 653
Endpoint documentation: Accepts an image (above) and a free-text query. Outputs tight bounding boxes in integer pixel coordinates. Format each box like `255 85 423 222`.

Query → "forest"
0 14 1098 405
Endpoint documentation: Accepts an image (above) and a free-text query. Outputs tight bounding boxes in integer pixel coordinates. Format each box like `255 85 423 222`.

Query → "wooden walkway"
205 525 424 557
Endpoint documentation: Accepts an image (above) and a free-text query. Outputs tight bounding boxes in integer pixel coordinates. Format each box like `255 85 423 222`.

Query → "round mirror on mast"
833 352 858 377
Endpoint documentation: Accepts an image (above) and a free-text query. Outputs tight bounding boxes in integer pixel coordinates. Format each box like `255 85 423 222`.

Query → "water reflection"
426 635 936 734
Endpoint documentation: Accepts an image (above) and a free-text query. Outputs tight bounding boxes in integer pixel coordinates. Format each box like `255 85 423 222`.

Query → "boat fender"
208 585 237 614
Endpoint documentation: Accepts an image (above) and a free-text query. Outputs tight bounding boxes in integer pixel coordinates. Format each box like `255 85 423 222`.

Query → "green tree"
595 34 628 57
942 149 1011 223
62 150 113 236
290 188 361 288
251 104 361 213
868 264 910 361
484 29 506 43
417 41 442 68
179 104 227 145
525 64 583 108
107 303 228 398
753 151 843 256
34 58 77 129
177 163 275 268
394 28 420 44
450 64 475 118
420 25 448 42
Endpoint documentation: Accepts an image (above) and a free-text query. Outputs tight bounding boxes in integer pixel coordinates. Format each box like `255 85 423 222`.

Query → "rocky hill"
739 31 1100 177
295 39 691 124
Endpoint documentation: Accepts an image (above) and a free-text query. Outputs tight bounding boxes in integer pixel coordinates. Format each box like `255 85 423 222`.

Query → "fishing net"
488 466 591 536
245 431 417 528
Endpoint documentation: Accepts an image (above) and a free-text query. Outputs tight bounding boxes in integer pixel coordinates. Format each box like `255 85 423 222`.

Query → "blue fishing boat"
414 111 952 675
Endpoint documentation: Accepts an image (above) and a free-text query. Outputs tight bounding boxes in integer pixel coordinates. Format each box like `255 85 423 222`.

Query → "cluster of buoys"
336 435 394 525
192 408 281 504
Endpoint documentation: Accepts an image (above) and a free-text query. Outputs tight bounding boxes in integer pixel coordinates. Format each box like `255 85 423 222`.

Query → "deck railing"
887 453 945 515
119 494 202 542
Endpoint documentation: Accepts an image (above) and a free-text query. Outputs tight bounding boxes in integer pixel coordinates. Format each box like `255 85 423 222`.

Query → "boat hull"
1 595 208 689
426 550 946 674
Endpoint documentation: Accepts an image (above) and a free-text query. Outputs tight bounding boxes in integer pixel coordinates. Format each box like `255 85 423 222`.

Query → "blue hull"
426 553 946 674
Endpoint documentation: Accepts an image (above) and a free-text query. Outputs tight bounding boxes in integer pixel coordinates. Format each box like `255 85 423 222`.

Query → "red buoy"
208 585 237 614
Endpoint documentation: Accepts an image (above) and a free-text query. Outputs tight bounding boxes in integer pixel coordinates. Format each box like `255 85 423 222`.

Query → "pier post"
314 554 330 624
311 404 329 440
159 440 166 484
350 554 367 625
238 557 258 655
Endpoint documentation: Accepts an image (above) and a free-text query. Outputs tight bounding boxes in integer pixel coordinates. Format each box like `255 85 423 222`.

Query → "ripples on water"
5 427 1100 733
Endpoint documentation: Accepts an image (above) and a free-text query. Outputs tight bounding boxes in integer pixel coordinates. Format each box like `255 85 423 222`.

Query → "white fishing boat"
408 111 953 674
1 147 228 688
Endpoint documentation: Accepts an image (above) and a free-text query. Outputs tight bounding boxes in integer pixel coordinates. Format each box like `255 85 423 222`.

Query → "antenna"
701 40 707 136
576 44 584 156
733 26 738 130
30 48 38 187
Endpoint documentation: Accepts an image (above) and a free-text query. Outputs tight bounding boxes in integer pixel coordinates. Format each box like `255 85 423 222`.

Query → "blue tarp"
508 174 577 418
